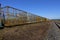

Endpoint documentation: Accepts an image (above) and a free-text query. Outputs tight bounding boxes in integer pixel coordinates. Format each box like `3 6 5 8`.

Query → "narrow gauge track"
0 21 46 28
0 22 38 29
5 21 49 27
4 22 41 27
55 22 60 29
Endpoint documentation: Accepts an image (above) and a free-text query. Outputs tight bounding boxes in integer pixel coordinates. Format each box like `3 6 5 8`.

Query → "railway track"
55 22 60 29
0 21 49 29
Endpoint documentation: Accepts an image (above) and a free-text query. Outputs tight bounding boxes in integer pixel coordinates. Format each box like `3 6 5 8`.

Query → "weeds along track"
0 21 51 40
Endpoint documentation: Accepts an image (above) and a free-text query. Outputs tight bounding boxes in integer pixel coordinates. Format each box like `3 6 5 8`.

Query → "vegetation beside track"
0 21 51 40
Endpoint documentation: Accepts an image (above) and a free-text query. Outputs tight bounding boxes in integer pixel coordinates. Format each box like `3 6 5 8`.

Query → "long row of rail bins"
0 6 48 27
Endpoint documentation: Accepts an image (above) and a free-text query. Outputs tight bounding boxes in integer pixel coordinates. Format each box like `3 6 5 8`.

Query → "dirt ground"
0 22 52 40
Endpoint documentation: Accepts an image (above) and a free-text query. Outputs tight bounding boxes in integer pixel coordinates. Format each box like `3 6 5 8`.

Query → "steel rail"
55 22 60 29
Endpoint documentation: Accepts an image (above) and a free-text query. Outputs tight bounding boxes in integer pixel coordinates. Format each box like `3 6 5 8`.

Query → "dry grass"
0 21 51 40
0 29 4 40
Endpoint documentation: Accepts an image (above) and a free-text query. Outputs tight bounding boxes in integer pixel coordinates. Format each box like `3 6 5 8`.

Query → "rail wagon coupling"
0 4 49 29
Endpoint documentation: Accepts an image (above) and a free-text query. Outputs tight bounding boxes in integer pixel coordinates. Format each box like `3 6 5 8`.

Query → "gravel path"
46 22 60 40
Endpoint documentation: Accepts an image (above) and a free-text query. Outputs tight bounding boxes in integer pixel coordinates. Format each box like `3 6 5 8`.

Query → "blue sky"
0 0 60 19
